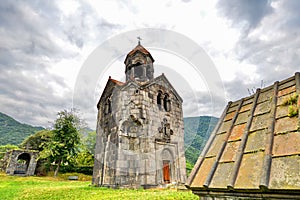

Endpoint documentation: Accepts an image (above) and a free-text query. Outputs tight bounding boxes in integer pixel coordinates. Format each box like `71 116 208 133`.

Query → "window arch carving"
134 62 143 77
163 94 171 112
156 118 173 143
157 91 162 110
104 97 111 115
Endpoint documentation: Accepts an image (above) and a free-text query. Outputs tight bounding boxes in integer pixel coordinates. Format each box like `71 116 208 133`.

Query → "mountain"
0 111 218 173
0 112 44 146
184 116 219 174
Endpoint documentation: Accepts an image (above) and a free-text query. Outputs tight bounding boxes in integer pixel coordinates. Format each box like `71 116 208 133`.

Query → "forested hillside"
0 111 218 174
184 116 218 173
0 112 44 145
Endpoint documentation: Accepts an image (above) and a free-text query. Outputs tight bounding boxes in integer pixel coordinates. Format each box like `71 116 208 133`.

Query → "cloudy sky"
1 0 299 128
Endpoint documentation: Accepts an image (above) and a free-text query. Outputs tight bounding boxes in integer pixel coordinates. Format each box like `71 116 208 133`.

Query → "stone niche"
5 149 38 176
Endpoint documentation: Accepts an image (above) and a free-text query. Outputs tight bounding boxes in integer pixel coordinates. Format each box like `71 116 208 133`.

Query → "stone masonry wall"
93 75 186 188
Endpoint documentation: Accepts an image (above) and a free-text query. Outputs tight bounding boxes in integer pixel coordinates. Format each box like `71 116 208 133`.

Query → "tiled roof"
187 72 300 195
96 77 124 109
127 44 151 56
124 44 154 63
109 76 124 86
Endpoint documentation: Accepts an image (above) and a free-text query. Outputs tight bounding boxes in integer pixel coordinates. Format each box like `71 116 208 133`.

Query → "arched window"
134 62 143 78
163 94 171 111
146 65 153 79
104 98 111 114
157 91 162 110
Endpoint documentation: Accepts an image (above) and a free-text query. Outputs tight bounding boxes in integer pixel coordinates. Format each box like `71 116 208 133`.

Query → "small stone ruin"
4 149 38 176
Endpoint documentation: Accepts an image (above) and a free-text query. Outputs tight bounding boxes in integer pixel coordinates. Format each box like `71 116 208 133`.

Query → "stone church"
92 41 186 188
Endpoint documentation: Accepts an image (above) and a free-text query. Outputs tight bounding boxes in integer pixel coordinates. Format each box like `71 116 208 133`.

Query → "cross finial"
137 36 142 45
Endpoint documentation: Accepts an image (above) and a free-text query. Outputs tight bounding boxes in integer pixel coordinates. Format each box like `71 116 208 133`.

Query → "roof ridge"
109 76 124 86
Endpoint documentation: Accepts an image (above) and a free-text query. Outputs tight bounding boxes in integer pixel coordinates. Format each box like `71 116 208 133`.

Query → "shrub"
59 165 93 175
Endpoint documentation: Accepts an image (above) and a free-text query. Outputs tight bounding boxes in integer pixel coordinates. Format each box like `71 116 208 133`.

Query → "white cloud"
57 0 80 16
0 0 299 128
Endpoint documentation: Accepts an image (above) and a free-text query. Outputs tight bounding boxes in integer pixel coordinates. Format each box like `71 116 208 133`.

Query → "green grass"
0 173 197 200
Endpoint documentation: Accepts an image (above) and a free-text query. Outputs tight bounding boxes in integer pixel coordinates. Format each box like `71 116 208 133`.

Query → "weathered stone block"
275 105 288 118
235 151 264 189
240 103 252 113
190 157 215 188
229 123 246 141
210 162 234 188
250 114 270 132
224 112 235 122
270 156 300 189
218 120 232 134
254 101 271 116
227 104 239 113
235 111 250 125
244 130 266 153
274 117 298 134
257 88 273 103
278 85 296 97
206 133 226 157
220 141 240 162
277 92 297 106
278 78 295 90
273 132 300 157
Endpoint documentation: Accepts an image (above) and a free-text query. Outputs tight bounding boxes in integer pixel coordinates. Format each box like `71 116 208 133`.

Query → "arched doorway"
163 160 171 183
161 149 173 184
5 150 38 176
14 153 31 175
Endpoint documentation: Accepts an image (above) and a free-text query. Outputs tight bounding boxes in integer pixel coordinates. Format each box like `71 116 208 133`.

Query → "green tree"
82 131 96 155
0 144 19 172
20 130 53 151
19 130 53 175
73 150 94 166
0 144 19 160
72 130 95 167
41 110 82 177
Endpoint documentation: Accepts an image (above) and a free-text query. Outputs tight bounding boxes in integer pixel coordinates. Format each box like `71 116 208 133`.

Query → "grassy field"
0 173 198 200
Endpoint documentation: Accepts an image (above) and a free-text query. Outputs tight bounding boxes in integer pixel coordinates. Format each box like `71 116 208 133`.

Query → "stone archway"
161 149 173 184
15 153 31 175
5 150 38 176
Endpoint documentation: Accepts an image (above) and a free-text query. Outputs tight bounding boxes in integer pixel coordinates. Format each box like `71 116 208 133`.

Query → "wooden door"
163 160 170 183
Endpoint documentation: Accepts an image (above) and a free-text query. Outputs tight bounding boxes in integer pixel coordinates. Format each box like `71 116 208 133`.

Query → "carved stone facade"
92 43 186 188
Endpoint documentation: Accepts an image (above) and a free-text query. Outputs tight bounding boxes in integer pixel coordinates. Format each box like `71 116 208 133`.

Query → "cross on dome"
137 36 142 45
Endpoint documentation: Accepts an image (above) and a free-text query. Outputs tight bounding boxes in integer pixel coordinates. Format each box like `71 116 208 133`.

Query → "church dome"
124 43 154 65
124 42 155 83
